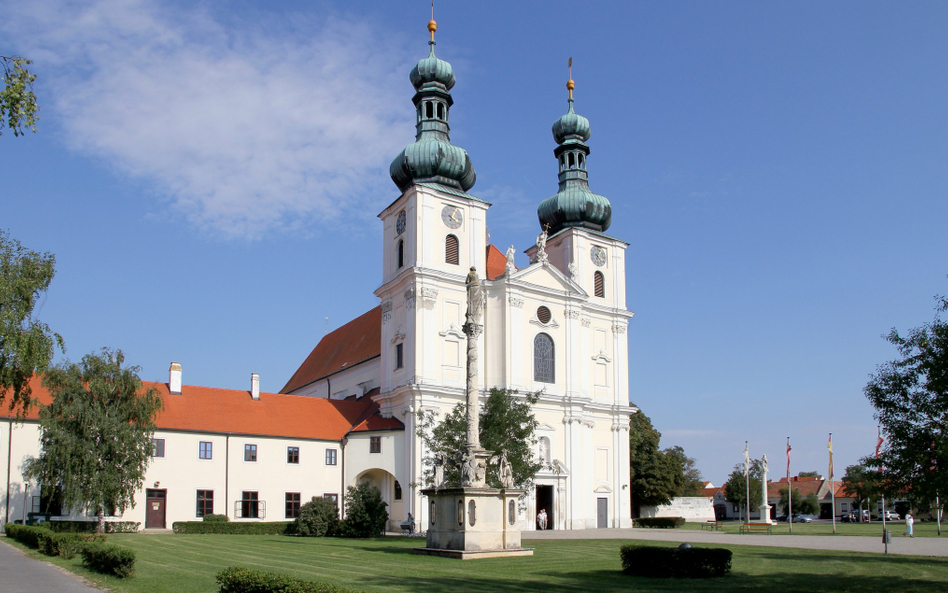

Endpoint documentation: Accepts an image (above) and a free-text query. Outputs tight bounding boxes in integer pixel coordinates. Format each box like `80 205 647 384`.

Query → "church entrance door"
536 485 554 529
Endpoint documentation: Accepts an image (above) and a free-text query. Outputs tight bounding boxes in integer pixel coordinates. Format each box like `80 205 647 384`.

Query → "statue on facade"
534 225 549 264
568 261 578 280
505 245 517 275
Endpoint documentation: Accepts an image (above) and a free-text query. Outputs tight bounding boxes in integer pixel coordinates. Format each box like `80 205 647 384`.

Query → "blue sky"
2 0 946 485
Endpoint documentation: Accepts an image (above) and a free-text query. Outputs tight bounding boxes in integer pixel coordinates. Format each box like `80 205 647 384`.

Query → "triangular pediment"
507 261 586 296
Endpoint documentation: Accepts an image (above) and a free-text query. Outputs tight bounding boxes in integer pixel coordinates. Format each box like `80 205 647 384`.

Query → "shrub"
216 566 363 593
4 524 50 548
39 532 104 558
172 521 295 535
203 514 230 522
295 497 339 537
81 543 136 578
46 520 140 533
633 517 685 528
620 545 732 578
340 483 387 538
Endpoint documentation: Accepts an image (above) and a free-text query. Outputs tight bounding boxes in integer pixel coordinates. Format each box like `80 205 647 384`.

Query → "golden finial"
429 1 437 42
567 57 574 99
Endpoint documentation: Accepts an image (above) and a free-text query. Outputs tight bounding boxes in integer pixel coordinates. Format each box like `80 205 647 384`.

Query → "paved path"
524 527 948 557
0 538 101 593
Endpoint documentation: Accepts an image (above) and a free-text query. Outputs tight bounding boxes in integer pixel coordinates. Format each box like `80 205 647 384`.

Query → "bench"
740 522 773 534
701 521 723 531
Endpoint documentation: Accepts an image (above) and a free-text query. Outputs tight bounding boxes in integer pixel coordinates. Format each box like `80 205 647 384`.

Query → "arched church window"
579 153 585 169
394 480 402 501
445 234 459 265
437 102 444 120
426 101 433 119
568 153 575 169
397 239 404 269
594 271 605 298
534 333 555 383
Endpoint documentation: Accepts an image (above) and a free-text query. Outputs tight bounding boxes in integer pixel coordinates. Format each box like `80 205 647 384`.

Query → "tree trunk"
97 504 105 534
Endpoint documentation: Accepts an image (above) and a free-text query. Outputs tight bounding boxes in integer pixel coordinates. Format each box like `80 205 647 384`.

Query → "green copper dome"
410 46 455 91
552 102 590 145
390 32 475 193
538 96 611 234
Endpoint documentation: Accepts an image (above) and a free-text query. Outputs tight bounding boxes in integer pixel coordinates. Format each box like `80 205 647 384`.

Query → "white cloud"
3 0 417 238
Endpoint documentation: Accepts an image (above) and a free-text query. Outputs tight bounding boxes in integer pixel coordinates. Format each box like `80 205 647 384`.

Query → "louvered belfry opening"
445 234 459 265
594 271 605 298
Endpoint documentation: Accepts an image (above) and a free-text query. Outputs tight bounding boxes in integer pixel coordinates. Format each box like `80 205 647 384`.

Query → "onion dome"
537 76 612 234
390 19 475 193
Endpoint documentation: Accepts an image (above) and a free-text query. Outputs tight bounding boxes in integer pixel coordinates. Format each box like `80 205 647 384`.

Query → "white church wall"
640 497 716 522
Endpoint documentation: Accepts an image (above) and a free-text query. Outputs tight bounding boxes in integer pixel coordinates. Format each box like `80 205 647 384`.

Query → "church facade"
1 20 636 532
282 21 636 530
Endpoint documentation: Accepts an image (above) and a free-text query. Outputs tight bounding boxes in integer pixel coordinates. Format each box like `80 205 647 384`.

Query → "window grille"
537 306 552 324
594 271 605 298
534 333 555 383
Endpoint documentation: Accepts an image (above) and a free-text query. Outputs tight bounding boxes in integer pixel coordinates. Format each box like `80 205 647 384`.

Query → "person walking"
406 512 415 536
905 513 914 537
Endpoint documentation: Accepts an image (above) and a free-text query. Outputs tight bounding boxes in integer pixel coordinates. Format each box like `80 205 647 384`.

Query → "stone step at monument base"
414 547 534 560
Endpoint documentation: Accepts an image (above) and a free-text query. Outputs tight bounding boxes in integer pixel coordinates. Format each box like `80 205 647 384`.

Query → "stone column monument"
758 454 773 524
416 268 533 559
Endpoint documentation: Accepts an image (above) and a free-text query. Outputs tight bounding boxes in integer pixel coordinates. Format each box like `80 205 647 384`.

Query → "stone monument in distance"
415 267 534 559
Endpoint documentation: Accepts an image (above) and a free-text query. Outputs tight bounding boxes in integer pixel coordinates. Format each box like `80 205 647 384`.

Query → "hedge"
5 523 50 548
217 566 363 593
39 532 105 559
203 514 230 522
173 521 296 535
47 520 140 533
633 517 685 528
620 545 732 578
81 543 136 578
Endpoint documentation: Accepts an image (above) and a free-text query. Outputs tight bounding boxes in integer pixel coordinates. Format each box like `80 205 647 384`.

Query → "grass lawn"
683 520 947 537
5 534 948 593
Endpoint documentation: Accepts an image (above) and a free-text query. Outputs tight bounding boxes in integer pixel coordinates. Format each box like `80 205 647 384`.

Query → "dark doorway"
597 497 608 528
536 485 554 529
145 489 166 528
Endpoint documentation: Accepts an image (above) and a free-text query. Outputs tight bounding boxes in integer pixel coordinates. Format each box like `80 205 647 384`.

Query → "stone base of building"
417 486 532 559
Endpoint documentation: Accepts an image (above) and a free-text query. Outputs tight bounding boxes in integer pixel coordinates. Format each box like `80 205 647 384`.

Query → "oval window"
468 500 477 527
457 500 464 526
508 500 516 525
537 306 552 324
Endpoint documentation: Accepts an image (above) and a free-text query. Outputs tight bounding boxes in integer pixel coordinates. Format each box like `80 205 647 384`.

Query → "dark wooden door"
597 497 608 528
145 489 166 528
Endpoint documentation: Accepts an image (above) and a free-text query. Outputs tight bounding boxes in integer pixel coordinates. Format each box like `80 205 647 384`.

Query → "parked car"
793 514 817 523
882 511 901 520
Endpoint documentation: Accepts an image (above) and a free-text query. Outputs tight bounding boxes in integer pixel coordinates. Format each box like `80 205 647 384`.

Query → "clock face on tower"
395 210 406 235
591 246 607 266
441 205 463 229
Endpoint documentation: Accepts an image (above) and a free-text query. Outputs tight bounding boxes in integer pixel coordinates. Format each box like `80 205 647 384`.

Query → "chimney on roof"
251 372 260 400
169 362 182 394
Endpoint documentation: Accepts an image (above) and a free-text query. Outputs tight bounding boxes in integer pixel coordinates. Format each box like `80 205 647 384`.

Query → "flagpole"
787 437 792 533
744 441 750 526
830 432 836 534
878 426 888 553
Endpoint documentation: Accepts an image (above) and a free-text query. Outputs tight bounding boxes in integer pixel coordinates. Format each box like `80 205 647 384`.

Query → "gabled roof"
281 307 382 394
3 376 403 441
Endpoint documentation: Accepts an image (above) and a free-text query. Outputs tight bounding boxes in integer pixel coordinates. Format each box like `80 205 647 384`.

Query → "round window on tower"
537 306 552 325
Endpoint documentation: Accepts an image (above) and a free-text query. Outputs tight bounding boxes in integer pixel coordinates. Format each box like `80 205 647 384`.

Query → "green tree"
723 459 763 521
1 56 38 136
341 482 388 538
664 445 704 496
841 463 879 521
24 349 162 533
628 410 684 515
864 291 948 506
1 230 64 415
417 388 542 490
797 471 819 478
778 486 802 518
799 493 819 516
294 496 339 537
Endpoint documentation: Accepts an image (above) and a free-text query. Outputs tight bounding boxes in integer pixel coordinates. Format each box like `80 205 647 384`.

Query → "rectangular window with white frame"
196 490 213 517
287 446 299 464
370 436 381 454
325 448 337 465
244 443 257 462
152 438 165 458
285 492 301 519
199 441 212 460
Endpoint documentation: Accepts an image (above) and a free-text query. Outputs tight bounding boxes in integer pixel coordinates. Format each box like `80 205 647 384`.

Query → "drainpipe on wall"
225 435 230 518
5 419 12 525
340 436 347 519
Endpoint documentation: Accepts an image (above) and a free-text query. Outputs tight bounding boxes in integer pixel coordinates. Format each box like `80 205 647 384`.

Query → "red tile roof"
486 244 508 280
3 376 402 440
281 307 381 394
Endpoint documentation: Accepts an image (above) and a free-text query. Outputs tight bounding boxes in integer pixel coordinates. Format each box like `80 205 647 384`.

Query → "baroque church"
0 19 636 532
